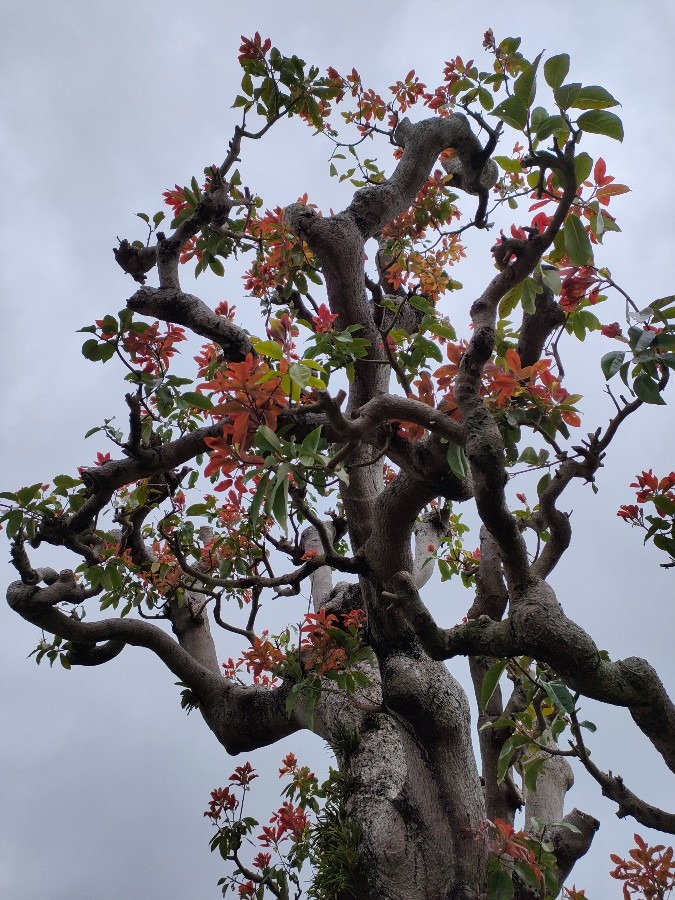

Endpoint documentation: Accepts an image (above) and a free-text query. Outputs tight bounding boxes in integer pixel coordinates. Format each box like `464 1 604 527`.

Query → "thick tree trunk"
313 657 488 899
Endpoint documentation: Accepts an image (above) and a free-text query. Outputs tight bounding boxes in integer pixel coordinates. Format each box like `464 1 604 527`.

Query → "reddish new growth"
619 470 675 523
201 354 287 489
243 199 317 299
312 303 338 333
122 321 186 374
610 832 675 898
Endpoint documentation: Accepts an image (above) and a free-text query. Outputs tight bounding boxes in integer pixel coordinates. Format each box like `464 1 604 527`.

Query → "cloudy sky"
2 1 674 897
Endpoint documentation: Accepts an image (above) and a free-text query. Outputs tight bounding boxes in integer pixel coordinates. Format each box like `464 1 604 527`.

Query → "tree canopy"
4 26 675 900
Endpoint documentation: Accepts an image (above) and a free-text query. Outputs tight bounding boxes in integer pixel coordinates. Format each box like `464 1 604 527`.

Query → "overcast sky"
2 1 674 897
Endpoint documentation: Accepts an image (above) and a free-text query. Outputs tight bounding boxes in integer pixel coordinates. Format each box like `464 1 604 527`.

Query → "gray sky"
2 1 674 897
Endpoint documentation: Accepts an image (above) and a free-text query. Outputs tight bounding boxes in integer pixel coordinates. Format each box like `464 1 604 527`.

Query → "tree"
4 30 675 899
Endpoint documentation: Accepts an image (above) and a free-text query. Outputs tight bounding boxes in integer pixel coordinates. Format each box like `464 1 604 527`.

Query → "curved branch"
453 148 579 589
387 574 675 777
41 424 223 541
127 286 253 360
7 574 221 700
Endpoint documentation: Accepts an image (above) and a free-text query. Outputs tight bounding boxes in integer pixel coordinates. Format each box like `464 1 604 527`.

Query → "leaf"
499 284 523 320
248 471 272 527
446 442 468 480
544 53 570 89
574 151 594 186
492 95 528 130
285 681 303 718
544 679 575 714
541 267 561 295
576 110 624 142
654 494 675 516
521 277 543 314
492 156 523 174
271 468 290 534
654 534 675 557
480 659 508 711
633 373 666 405
523 755 548 793
497 734 530 782
514 860 541 889
487 867 514 900
572 85 620 109
513 52 543 108
601 350 626 379
182 391 213 411
252 340 284 360
208 256 225 276
535 115 570 143
554 82 581 110
256 424 283 454
563 215 593 266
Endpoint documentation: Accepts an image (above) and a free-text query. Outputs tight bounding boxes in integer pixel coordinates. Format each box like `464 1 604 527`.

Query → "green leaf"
554 82 581 110
81 338 102 361
208 257 225 277
248 471 271 527
499 284 523 321
487 867 514 900
541 267 561 295
535 115 570 143
654 534 675 557
446 442 468 480
182 391 212 410
578 719 597 733
480 659 508 711
256 424 283 454
521 277 543 314
601 350 626 379
544 679 575 714
478 87 494 111
493 156 523 174
574 152 594 186
654 494 675 516
523 755 548 793
513 52 542 108
576 110 624 142
289 362 312 388
514 860 541 890
563 215 593 266
633 373 666 405
253 340 284 360
285 682 303 718
492 95 528 130
572 85 620 109
497 734 530 782
544 53 570 89
271 468 290 534
304 687 319 732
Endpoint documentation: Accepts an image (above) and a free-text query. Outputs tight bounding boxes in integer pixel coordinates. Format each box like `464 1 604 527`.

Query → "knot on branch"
441 153 498 197
491 236 527 271
113 239 156 284
284 202 318 238
570 428 605 480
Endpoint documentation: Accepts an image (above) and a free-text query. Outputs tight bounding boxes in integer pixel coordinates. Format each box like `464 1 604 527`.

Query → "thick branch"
389 576 675 777
7 573 221 701
127 286 253 360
